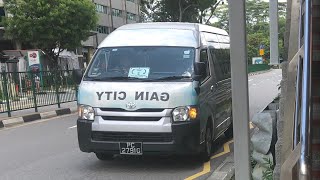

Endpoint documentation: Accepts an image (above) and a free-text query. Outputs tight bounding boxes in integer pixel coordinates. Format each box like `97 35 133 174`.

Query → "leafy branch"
262 158 275 180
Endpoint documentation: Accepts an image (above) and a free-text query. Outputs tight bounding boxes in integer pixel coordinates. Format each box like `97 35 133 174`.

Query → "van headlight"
172 106 197 122
78 105 95 120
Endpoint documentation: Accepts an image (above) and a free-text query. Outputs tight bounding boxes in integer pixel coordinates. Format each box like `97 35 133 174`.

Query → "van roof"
98 22 228 48
117 22 228 36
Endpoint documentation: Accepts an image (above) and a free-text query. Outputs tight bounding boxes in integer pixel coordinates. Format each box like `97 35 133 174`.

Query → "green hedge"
248 64 271 73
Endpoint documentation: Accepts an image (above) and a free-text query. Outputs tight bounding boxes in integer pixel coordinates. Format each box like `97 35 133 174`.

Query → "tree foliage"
4 0 98 65
140 0 224 23
212 0 287 64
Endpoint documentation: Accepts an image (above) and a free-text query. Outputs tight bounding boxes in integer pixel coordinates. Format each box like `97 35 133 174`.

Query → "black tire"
224 124 233 139
200 125 212 162
95 153 114 161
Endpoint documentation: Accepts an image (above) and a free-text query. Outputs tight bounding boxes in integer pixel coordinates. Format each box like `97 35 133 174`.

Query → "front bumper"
77 119 201 155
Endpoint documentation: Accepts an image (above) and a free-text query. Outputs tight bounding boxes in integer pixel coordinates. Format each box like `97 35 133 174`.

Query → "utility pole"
269 0 279 65
228 0 251 179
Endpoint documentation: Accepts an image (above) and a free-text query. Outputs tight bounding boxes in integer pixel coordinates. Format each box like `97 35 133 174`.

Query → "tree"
150 0 199 22
212 0 287 64
4 0 98 67
140 0 223 23
140 0 160 22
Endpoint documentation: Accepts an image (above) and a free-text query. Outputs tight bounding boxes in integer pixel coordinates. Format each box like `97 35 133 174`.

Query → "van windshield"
84 47 195 81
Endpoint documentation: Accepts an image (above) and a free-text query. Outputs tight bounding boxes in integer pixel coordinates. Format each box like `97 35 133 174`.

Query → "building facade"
82 0 141 65
0 0 141 70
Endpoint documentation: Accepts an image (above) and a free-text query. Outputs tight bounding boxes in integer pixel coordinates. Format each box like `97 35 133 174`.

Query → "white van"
75 22 232 162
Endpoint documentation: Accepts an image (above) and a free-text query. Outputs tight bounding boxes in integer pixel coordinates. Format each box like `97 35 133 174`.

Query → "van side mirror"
73 69 84 84
193 62 207 81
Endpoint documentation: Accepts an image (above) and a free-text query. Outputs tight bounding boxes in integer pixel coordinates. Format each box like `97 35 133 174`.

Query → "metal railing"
294 56 302 148
0 70 78 117
281 0 312 179
298 0 312 178
292 0 312 179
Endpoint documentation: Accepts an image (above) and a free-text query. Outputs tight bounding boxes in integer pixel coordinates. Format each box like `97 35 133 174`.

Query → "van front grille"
99 108 165 112
101 116 162 121
92 132 173 142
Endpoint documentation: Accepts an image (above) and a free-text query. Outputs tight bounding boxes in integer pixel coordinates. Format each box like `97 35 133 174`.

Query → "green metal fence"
0 70 78 117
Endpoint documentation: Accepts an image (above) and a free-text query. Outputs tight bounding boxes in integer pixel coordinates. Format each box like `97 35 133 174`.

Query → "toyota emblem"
126 102 136 110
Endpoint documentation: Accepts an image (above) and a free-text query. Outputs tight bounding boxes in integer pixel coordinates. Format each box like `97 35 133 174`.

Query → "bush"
262 158 274 180
248 64 271 73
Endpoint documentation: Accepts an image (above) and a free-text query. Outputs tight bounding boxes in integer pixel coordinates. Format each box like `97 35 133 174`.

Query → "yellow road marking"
184 139 234 180
211 140 234 159
184 161 211 180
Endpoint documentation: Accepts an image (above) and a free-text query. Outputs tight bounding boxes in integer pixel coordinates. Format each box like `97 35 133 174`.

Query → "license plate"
119 142 143 155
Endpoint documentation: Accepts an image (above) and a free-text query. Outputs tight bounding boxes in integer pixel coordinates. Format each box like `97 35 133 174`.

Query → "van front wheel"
200 126 212 162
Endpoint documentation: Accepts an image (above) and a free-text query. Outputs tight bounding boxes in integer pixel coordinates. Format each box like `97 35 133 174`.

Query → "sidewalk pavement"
0 101 77 128
208 154 235 180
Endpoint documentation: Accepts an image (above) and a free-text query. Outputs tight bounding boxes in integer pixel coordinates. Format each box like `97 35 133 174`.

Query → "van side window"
210 47 231 81
209 48 223 81
200 49 210 81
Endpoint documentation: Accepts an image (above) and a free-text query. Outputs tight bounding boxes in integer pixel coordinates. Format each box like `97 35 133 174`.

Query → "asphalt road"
0 69 281 180
248 69 282 118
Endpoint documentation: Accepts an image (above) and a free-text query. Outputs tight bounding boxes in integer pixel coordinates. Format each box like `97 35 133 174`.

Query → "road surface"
248 69 282 118
0 69 281 180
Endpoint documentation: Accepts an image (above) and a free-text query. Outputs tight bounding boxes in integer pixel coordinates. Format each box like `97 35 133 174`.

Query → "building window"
97 25 109 34
112 8 122 17
127 12 136 21
127 0 135 2
95 3 108 14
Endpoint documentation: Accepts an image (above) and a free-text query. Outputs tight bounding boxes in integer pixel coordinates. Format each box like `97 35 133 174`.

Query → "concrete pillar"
280 0 301 167
283 0 292 61
269 0 279 65
287 0 301 62
228 0 251 179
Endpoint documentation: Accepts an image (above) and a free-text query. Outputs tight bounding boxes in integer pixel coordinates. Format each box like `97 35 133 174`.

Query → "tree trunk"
54 47 62 70
45 48 60 70
179 0 183 22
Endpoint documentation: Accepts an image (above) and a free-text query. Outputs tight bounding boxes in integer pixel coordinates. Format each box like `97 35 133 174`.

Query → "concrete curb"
208 155 235 180
0 107 77 128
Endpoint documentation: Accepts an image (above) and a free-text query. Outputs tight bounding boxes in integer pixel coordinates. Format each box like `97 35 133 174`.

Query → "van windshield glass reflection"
85 47 195 81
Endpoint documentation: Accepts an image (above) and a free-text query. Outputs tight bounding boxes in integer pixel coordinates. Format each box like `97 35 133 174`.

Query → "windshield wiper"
86 76 144 81
152 76 192 81
85 76 191 81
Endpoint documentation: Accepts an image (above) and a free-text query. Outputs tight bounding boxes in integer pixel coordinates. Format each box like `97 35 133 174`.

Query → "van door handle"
211 83 217 92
